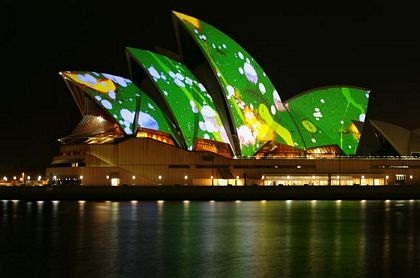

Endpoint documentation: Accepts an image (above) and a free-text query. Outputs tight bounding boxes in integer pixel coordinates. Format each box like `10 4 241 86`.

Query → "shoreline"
2 185 420 201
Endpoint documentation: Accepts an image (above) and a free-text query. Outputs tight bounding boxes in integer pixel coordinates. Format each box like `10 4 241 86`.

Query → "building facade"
46 11 420 186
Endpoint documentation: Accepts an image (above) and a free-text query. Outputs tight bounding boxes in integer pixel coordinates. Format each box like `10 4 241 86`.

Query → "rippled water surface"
1 200 420 277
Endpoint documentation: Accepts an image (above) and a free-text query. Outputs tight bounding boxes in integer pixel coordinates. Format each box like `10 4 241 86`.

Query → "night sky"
1 1 419 175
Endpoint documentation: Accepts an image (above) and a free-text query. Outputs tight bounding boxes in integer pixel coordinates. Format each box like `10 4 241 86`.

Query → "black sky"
1 1 419 175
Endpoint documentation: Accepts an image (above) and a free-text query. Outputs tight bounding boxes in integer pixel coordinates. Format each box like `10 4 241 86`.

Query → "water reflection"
1 200 420 277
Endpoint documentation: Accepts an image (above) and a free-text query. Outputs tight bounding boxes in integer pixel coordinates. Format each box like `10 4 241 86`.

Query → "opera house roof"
59 11 371 158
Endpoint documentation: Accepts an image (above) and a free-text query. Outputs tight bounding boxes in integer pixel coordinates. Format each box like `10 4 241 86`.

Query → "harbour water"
1 200 420 277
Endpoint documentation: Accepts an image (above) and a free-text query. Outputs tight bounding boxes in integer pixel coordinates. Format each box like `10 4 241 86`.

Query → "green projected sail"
127 48 230 151
60 12 372 157
284 87 370 155
173 11 302 156
62 71 176 140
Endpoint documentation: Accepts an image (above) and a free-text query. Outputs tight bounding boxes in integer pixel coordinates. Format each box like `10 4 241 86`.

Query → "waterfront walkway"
1 185 420 201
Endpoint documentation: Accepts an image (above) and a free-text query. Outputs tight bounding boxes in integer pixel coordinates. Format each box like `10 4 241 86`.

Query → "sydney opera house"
46 11 420 186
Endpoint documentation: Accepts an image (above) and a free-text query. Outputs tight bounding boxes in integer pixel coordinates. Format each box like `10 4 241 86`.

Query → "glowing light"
38 176 42 181
80 175 84 180
106 175 109 179
132 175 136 180
184 175 188 180
158 175 162 180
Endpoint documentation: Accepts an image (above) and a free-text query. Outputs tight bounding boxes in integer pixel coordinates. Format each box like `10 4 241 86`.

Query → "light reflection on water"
1 200 420 277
